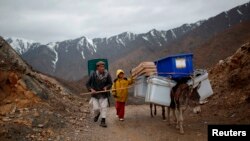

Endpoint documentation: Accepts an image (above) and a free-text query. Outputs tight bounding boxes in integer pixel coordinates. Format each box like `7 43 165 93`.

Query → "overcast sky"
0 0 249 43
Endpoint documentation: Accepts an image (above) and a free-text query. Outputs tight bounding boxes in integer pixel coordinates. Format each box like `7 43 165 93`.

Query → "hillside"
110 21 250 76
193 21 250 68
0 37 90 140
201 41 250 123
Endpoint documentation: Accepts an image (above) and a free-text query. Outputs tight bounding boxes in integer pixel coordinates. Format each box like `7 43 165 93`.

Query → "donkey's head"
175 83 201 114
189 86 201 114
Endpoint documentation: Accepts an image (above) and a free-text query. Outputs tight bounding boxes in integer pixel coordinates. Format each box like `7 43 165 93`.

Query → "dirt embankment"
0 37 91 141
203 42 250 123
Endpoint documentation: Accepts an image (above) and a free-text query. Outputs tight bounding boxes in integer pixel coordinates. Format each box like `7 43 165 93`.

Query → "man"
86 61 112 127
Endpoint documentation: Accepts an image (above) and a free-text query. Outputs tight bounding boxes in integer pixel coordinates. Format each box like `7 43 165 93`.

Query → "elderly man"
86 61 112 127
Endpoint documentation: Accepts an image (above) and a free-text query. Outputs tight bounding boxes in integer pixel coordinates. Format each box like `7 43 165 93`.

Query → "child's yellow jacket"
112 77 133 102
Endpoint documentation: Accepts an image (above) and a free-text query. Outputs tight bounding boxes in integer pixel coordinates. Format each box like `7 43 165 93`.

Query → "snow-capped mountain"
5 1 250 81
4 37 40 54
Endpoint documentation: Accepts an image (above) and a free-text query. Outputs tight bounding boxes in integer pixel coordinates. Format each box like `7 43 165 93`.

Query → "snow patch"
86 37 97 52
224 11 228 18
114 36 119 45
237 9 243 15
77 38 84 50
47 42 59 71
125 32 135 40
195 21 203 27
142 36 149 41
77 37 97 56
47 42 57 50
170 29 177 39
114 35 126 47
158 42 162 46
81 51 85 59
150 30 156 37
160 32 167 41
65 46 69 53
118 38 125 46
7 37 36 54
127 32 131 40
185 24 191 27
77 38 86 59
86 37 94 46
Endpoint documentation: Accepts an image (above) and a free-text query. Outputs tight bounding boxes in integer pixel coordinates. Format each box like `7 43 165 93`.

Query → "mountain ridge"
4 1 250 80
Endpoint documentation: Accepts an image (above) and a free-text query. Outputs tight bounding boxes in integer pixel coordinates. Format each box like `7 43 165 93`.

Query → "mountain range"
4 2 250 81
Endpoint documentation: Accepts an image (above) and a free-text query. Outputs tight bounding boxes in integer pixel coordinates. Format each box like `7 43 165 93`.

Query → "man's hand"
103 87 107 91
90 89 96 94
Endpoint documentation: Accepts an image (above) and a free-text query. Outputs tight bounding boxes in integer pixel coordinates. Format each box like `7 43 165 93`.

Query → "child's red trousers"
116 101 125 119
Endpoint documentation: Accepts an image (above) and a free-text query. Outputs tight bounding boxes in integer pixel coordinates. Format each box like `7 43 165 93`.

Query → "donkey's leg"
150 103 153 117
167 107 171 125
154 104 157 116
173 108 177 122
175 108 180 129
162 106 166 121
179 108 185 134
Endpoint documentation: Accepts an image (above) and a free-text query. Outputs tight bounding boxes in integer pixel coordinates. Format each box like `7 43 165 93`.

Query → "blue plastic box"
155 53 194 79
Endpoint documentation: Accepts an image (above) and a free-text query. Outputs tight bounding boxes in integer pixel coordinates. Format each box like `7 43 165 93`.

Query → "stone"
16 114 22 118
2 117 11 122
9 114 15 118
33 128 42 132
5 100 11 104
24 91 35 99
37 124 44 128
75 130 80 133
10 105 17 115
0 104 12 115
56 114 62 117
65 108 70 113
8 72 19 85
24 108 29 111
33 111 40 117
83 110 89 113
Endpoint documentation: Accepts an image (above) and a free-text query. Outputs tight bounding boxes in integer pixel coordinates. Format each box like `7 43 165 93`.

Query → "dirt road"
85 105 207 141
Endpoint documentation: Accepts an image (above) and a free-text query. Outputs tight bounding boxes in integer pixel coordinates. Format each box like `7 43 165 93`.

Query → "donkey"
167 83 201 134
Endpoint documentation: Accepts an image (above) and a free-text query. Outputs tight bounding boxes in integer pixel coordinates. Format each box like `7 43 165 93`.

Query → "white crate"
187 71 213 101
145 76 176 106
134 76 148 98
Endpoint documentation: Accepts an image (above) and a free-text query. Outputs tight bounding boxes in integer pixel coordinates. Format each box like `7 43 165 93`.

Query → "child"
112 69 133 121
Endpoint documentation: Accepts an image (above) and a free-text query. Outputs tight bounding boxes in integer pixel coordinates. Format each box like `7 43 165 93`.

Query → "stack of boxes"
132 62 157 98
131 62 157 79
